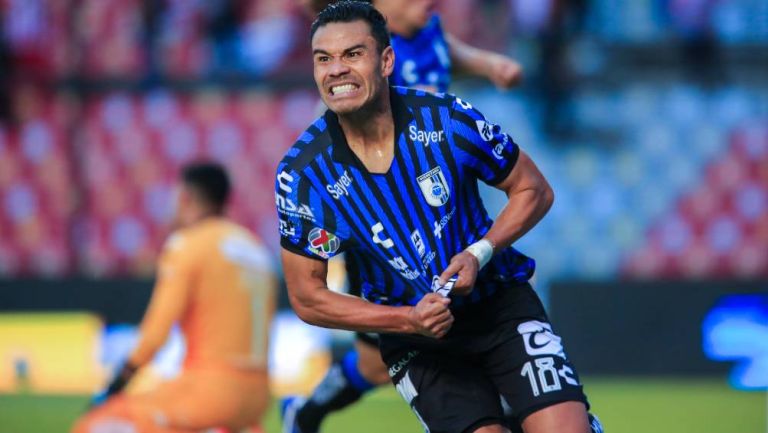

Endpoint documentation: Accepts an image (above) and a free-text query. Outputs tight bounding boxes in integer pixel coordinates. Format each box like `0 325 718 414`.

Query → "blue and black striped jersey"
391 15 451 93
276 87 535 307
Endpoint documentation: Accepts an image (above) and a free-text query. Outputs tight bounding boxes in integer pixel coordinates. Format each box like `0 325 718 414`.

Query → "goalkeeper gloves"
89 361 138 408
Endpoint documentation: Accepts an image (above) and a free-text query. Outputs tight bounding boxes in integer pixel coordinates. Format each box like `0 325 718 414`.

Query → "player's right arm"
282 249 452 337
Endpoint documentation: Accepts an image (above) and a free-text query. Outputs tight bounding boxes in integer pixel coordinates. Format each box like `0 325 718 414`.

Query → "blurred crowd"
0 0 766 280
1 0 766 85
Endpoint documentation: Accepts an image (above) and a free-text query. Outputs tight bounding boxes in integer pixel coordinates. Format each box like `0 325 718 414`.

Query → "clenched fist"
408 293 454 338
488 54 523 90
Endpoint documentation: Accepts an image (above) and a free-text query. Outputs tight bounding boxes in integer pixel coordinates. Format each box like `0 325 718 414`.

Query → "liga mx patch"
308 227 340 258
417 166 450 207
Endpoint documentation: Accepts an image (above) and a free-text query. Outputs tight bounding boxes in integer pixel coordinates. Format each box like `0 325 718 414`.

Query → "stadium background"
0 0 766 432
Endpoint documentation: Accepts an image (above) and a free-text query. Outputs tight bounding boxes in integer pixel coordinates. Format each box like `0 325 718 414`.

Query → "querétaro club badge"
417 167 450 207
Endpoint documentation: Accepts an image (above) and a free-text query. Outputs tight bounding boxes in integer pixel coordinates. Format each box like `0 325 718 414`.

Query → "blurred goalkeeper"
72 162 276 433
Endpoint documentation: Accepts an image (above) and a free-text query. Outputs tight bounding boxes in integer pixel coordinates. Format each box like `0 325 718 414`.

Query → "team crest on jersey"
308 227 340 258
417 167 450 207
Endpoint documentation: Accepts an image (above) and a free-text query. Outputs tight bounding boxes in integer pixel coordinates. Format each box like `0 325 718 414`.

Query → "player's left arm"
481 150 554 249
439 151 552 293
445 33 523 89
440 99 551 293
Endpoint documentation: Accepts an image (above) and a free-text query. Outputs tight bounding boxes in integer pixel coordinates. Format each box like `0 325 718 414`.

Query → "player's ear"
380 45 395 77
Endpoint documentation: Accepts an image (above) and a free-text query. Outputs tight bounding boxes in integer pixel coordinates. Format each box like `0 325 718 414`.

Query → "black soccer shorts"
379 283 589 433
355 331 381 346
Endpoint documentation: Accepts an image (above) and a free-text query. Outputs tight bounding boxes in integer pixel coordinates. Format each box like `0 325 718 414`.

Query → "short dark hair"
181 162 231 213
307 0 371 14
310 1 389 53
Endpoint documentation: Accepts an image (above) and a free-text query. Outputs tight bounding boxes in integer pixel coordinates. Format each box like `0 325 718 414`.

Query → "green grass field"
0 378 764 433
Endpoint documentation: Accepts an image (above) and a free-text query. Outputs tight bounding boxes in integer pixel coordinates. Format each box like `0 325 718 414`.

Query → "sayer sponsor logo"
308 227 340 258
476 120 495 142
417 166 450 207
372 222 394 249
327 170 353 200
408 124 445 147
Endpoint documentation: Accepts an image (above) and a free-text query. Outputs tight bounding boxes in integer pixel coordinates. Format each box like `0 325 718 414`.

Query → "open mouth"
329 83 360 96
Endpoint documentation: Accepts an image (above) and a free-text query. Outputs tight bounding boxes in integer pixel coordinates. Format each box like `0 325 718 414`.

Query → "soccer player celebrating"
282 2 537 432
73 163 276 433
277 3 594 433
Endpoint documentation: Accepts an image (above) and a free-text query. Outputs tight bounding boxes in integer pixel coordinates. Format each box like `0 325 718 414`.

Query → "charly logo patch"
517 320 566 358
417 167 450 207
372 222 394 249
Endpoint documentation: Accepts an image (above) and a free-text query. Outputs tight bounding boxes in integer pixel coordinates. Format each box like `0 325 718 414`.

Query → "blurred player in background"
299 0 523 94
73 162 276 433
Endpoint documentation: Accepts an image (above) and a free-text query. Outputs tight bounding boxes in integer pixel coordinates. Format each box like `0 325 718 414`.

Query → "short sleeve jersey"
390 15 451 93
276 87 535 307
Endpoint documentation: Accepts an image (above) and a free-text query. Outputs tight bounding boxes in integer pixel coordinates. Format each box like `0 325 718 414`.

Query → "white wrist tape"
465 239 494 269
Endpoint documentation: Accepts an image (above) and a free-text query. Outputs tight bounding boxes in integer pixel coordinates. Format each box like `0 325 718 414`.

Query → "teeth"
331 84 356 95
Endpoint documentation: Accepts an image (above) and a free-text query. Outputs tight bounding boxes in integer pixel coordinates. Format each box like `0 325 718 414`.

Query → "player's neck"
337 92 395 174
180 208 221 229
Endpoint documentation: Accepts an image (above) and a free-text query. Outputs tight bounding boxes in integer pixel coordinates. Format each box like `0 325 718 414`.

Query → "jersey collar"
325 87 413 167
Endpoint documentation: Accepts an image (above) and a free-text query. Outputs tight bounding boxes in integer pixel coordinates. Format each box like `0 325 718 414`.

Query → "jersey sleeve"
276 163 348 260
449 95 520 185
